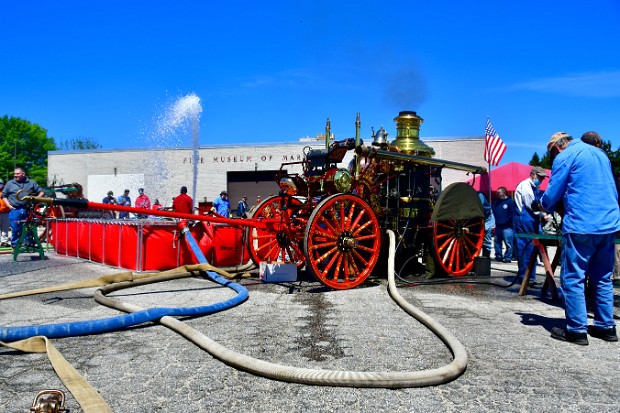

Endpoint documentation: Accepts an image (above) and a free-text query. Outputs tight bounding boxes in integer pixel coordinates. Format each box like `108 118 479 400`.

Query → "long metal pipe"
355 145 487 175
21 195 273 230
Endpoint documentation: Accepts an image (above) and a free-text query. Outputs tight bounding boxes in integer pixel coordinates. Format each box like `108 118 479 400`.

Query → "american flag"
484 118 506 166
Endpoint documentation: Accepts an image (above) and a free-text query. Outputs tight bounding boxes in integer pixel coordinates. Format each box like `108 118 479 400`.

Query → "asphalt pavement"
1 249 619 413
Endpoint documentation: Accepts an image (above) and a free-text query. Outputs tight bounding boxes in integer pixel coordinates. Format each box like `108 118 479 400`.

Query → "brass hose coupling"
30 389 67 413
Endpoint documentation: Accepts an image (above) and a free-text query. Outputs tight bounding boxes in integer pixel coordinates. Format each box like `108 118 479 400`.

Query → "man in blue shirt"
116 189 131 219
212 190 230 217
540 131 620 345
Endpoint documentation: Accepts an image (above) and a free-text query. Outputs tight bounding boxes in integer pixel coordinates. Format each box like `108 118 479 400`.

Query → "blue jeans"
9 208 28 247
514 213 538 281
561 232 616 333
483 221 493 253
494 226 514 260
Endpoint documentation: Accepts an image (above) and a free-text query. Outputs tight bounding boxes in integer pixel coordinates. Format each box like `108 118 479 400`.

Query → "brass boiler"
355 110 486 231
359 110 486 174
390 111 435 157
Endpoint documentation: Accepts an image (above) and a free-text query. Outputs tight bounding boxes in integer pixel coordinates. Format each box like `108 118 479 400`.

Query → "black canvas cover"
431 182 484 221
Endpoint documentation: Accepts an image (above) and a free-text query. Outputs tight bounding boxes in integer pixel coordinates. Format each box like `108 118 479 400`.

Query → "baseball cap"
0 178 4 185
531 166 548 178
107 191 113 195
220 190 228 195
547 132 571 152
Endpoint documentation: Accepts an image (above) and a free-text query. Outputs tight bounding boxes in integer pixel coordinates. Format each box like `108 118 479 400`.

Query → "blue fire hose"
0 225 248 342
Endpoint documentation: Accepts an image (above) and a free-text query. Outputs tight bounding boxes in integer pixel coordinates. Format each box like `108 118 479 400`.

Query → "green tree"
529 151 551 169
57 137 102 150
0 115 57 184
600 140 620 175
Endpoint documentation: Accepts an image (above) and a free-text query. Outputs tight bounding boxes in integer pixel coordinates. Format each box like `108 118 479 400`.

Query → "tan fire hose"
0 336 112 413
2 229 468 410
0 264 236 301
95 229 468 388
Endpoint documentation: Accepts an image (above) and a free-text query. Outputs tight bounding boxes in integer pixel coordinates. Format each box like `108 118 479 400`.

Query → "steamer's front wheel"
304 194 381 290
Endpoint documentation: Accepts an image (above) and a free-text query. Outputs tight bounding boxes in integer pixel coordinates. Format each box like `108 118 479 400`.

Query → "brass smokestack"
390 111 435 157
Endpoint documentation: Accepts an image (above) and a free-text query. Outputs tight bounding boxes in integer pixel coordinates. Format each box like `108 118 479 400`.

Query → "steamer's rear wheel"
247 195 306 267
431 183 485 277
433 217 484 276
304 194 381 290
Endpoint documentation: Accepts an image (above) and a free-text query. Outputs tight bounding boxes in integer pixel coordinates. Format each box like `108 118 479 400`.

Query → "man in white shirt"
514 166 550 285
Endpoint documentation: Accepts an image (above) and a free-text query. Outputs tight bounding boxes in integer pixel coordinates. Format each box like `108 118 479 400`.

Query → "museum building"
47 136 486 214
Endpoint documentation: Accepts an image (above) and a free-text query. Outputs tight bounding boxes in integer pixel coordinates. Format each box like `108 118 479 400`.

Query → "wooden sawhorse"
516 233 561 299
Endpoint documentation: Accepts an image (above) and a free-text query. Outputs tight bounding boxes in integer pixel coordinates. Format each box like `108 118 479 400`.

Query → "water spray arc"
153 93 203 209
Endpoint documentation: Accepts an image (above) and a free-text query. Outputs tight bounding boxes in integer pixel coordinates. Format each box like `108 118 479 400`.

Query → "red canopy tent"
465 161 551 194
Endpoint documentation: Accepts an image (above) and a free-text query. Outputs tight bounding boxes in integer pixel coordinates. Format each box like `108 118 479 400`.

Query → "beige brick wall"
48 138 486 205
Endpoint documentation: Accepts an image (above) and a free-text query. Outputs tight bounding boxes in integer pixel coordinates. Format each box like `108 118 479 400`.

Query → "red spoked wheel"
247 195 307 267
304 193 381 290
433 217 484 276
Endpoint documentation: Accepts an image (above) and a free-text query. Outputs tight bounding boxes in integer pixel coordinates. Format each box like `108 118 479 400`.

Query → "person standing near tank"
212 190 230 217
539 131 619 345
492 186 516 263
1 168 44 247
236 195 249 218
102 191 116 205
116 189 132 219
172 186 193 214
135 188 151 219
101 190 117 219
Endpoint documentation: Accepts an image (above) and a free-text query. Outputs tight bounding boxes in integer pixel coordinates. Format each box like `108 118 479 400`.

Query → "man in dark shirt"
1 168 44 247
237 196 249 218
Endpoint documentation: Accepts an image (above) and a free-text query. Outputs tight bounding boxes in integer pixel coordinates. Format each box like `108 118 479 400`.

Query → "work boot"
587 325 618 342
551 327 588 346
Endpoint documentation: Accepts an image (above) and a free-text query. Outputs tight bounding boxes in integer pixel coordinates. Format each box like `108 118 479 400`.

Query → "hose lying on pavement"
95 229 468 388
0 264 248 341
1 229 468 394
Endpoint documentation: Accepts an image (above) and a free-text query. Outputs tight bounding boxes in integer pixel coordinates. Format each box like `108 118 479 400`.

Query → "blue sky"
2 1 619 165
